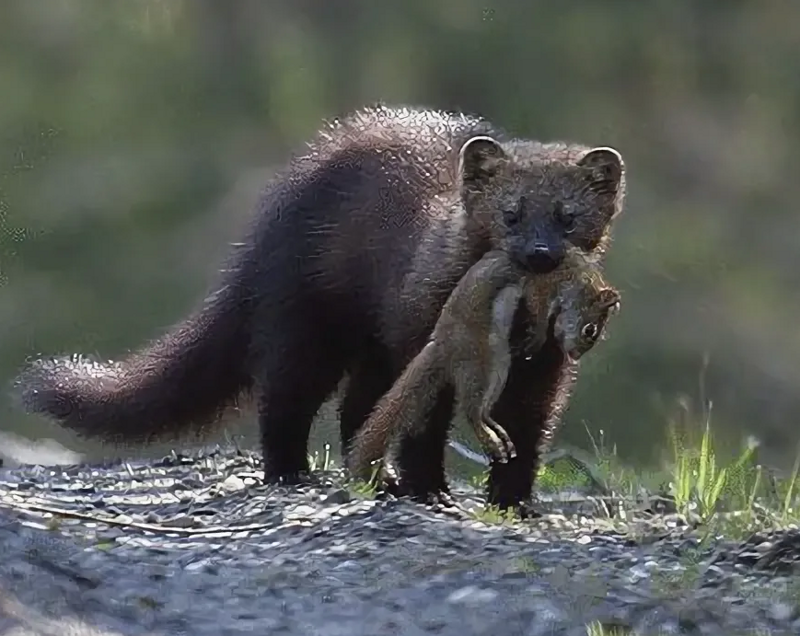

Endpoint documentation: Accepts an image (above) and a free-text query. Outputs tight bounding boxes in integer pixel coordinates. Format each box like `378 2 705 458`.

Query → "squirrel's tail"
345 341 445 479
13 272 255 445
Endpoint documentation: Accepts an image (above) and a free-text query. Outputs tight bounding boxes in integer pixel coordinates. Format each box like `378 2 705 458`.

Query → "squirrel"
345 246 621 482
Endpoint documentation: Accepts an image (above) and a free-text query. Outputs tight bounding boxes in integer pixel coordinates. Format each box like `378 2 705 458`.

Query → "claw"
481 416 517 462
477 426 510 463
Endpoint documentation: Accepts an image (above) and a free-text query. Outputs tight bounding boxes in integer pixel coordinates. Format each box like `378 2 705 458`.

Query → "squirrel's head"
553 285 621 362
458 136 626 273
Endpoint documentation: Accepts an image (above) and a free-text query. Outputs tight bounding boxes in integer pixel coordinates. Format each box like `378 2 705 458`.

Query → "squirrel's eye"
581 323 598 340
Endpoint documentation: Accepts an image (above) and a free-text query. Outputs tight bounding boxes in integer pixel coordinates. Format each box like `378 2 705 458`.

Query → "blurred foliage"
3 0 800 472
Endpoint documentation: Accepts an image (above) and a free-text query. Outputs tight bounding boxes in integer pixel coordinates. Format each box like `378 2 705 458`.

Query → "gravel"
1 445 799 635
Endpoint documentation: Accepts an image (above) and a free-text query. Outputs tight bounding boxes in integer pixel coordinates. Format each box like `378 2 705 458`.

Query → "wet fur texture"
13 104 627 512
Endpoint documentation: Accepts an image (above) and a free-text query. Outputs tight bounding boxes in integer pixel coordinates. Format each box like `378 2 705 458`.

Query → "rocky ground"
1 445 800 636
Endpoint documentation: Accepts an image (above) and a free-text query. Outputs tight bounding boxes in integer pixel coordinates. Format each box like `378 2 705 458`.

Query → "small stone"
332 560 361 572
220 475 245 492
525 598 567 636
183 559 217 574
768 601 797 622
322 489 351 505
287 505 317 519
447 585 499 605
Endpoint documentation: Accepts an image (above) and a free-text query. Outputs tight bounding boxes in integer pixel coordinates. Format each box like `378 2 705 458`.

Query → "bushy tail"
345 341 446 479
13 277 255 445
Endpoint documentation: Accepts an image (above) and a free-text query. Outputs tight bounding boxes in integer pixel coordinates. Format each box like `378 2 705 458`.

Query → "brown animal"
345 247 621 482
525 248 622 360
13 104 626 515
346 249 526 481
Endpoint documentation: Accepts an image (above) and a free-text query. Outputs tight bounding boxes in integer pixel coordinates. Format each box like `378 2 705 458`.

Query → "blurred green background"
2 0 799 474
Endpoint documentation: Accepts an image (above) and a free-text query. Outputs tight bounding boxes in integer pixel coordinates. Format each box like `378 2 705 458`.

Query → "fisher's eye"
504 196 525 226
554 201 575 233
581 323 599 341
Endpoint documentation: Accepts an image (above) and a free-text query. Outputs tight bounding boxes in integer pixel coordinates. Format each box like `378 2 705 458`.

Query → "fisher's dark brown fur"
14 104 626 514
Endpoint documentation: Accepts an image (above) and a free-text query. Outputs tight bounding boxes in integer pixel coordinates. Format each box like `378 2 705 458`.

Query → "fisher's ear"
458 136 509 193
577 146 625 193
576 146 627 233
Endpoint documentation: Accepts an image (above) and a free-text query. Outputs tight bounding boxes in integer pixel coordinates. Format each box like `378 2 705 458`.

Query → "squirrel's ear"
599 288 622 313
458 136 508 192
577 146 625 191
